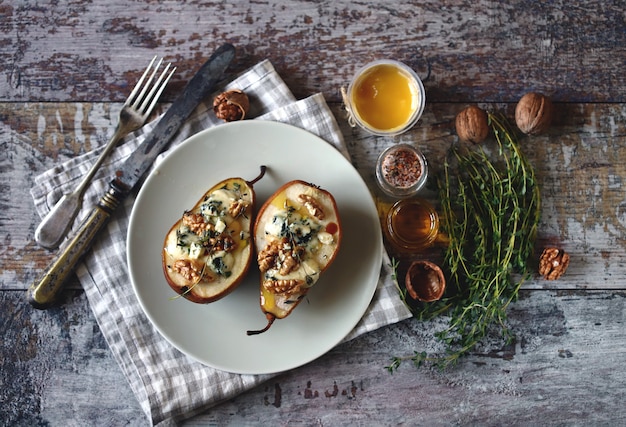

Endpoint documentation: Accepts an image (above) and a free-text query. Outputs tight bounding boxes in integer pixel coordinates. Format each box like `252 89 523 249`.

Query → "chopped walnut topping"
278 245 304 275
182 212 213 234
229 199 249 218
263 278 305 296
206 234 236 253
173 259 213 282
258 239 283 272
257 239 304 274
298 194 325 220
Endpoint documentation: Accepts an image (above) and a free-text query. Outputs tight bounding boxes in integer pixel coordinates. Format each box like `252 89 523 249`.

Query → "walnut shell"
538 247 570 280
405 260 446 302
515 92 553 135
455 105 489 144
213 89 250 122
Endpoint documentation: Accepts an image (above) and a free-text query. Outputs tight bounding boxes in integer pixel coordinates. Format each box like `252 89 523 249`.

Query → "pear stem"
248 165 267 186
246 313 276 336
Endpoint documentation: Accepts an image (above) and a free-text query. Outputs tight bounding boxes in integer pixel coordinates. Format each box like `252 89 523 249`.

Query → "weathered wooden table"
2 1 626 425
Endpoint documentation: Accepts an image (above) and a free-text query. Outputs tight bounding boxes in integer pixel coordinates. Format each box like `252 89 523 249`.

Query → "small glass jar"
384 198 439 254
345 59 426 136
376 144 428 198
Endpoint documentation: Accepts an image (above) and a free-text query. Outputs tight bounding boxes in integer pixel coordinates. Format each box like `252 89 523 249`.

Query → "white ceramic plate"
127 121 382 375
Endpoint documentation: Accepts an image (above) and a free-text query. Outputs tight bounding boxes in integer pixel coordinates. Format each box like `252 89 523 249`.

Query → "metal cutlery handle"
27 184 125 309
34 127 127 250
34 192 82 251
28 44 235 309
35 55 175 251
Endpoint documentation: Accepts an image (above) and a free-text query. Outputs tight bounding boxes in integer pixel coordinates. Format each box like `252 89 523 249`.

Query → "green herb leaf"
393 112 541 370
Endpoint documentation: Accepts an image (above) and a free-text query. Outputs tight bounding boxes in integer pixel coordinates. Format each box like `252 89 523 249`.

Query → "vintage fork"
35 56 176 250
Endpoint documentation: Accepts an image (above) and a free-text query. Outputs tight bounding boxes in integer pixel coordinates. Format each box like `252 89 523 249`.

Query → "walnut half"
298 194 325 219
173 259 213 283
263 278 305 296
539 247 570 280
213 89 250 122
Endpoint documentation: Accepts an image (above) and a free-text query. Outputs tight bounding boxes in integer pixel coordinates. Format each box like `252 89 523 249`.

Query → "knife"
27 43 236 309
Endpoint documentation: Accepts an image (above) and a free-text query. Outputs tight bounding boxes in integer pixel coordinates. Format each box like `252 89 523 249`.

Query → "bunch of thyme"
388 113 541 371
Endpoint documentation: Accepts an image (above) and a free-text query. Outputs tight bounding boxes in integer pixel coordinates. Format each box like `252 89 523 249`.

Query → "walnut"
173 259 212 282
278 245 304 275
182 212 212 234
298 194 325 219
455 105 489 144
404 260 446 302
213 89 250 122
206 234 236 253
257 238 304 275
539 247 570 280
257 239 282 272
263 278 305 296
515 92 553 135
228 199 249 218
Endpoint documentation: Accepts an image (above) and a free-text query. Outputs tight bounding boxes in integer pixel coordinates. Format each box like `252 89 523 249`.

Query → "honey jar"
345 60 425 136
383 198 439 254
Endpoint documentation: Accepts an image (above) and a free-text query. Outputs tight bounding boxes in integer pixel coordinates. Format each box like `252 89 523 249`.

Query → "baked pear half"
162 167 266 303
247 180 342 335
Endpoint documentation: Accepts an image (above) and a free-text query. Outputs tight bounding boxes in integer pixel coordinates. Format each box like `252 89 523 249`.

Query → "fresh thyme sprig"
389 257 407 303
389 112 541 371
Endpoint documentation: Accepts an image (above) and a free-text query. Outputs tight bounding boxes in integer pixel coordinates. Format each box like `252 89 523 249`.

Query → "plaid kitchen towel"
31 60 412 426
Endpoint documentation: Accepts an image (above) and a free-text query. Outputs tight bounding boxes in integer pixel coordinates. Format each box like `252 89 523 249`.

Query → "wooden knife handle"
27 185 124 309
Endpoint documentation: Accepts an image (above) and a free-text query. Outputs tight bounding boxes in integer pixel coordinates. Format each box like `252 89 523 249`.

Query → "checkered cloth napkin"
31 60 412 426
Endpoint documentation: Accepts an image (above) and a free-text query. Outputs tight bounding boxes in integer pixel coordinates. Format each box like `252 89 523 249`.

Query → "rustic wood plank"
0 290 145 425
1 1 625 103
206 290 626 425
356 102 626 291
0 102 126 292
3 289 625 425
3 102 625 291
179 289 626 425
2 1 626 425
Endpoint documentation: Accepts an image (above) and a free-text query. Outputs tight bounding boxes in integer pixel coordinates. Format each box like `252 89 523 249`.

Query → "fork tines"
127 56 176 116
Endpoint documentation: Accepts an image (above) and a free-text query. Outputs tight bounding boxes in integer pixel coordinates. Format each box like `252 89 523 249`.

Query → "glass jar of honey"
384 198 439 254
345 59 425 136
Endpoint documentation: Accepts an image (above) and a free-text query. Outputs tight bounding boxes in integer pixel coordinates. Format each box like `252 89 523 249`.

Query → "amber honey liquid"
385 199 438 253
351 63 419 132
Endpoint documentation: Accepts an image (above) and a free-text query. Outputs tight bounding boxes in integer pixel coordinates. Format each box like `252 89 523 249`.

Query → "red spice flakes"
381 147 422 189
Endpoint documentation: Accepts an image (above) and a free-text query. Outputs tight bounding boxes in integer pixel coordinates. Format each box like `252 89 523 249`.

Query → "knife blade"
27 43 236 309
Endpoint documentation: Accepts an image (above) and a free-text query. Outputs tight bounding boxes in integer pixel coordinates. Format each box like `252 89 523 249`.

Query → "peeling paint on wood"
2 290 624 425
3 100 626 424
3 102 626 291
2 1 626 425
1 1 625 103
